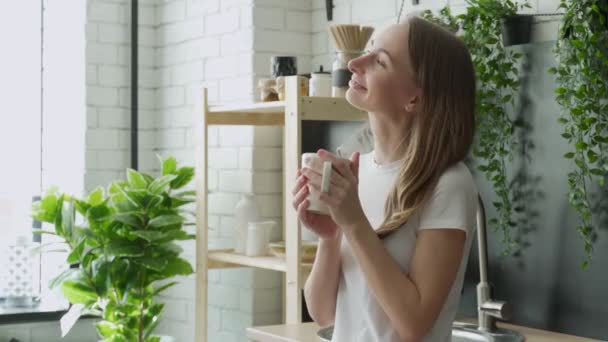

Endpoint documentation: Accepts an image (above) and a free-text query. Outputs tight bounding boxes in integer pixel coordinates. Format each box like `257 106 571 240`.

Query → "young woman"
291 16 478 342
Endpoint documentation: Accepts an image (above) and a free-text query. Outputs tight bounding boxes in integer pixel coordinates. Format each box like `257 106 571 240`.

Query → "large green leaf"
87 204 111 222
91 258 110 295
148 215 182 229
88 187 105 206
96 321 118 338
114 212 144 229
158 242 183 255
74 199 90 216
160 230 195 242
135 256 168 271
143 303 164 338
161 257 193 277
148 175 177 195
132 230 164 242
67 239 86 264
127 169 148 189
105 240 144 258
54 195 65 236
170 167 194 189
61 279 97 304
162 156 177 176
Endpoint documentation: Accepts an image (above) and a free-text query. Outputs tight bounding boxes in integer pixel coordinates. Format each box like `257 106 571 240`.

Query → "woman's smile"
349 77 367 92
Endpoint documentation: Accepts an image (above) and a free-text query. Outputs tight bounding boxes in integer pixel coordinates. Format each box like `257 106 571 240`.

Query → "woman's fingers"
292 182 309 210
291 174 307 196
308 182 339 207
301 167 348 189
317 149 355 181
296 199 313 227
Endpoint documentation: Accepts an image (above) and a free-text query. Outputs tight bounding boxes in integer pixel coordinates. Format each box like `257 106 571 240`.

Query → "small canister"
309 66 331 97
271 56 297 78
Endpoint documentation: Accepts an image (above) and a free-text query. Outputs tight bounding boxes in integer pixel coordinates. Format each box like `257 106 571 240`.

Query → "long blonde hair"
376 16 476 238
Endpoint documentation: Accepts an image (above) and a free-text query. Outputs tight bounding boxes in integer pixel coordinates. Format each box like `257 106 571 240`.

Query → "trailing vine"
423 0 529 255
551 0 608 267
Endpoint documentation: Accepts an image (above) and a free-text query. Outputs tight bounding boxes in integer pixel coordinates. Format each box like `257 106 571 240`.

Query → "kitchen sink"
452 322 525 342
317 322 525 342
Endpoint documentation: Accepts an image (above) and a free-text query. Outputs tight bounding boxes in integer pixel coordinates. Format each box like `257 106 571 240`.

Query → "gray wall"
307 41 608 340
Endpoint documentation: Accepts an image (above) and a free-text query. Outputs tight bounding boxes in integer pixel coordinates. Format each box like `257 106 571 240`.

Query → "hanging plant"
551 0 608 267
423 0 529 255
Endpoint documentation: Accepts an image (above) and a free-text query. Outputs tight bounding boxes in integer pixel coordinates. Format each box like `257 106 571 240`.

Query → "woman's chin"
345 88 369 111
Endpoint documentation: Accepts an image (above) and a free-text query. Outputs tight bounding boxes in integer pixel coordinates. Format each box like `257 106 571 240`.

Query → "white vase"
234 193 259 254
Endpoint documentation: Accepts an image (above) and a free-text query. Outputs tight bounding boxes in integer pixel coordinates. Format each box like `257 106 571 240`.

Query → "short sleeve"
417 163 478 237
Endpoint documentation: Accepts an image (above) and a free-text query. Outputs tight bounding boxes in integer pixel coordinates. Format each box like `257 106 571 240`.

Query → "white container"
246 221 276 257
309 67 331 97
234 193 259 254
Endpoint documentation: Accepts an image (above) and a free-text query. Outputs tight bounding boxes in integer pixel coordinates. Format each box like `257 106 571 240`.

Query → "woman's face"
346 23 422 116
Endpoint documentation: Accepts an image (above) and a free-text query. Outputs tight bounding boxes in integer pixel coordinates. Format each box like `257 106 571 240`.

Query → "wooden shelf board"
206 112 284 126
207 101 286 126
207 249 312 272
205 97 367 125
208 101 286 114
300 97 367 122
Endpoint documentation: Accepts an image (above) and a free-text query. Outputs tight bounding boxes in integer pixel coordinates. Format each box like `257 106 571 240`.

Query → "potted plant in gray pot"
32 157 195 342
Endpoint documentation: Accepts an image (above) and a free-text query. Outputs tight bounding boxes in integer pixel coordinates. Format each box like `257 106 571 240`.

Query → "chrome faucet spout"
476 195 512 332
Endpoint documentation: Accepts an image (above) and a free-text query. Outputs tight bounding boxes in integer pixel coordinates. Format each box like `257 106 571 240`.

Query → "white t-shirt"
331 151 478 342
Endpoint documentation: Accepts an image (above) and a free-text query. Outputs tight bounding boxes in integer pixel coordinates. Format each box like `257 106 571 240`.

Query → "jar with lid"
257 78 278 102
309 66 331 97
332 51 362 97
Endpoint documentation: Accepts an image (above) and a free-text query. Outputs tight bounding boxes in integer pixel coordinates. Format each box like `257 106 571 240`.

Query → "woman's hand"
292 166 340 241
301 149 368 233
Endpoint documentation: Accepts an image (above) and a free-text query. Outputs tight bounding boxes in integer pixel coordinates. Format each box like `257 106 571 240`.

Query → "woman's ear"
404 95 419 113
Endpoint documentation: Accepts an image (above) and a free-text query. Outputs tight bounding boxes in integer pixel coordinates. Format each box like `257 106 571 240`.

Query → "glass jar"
1 235 41 308
257 78 278 102
275 76 309 101
332 50 362 97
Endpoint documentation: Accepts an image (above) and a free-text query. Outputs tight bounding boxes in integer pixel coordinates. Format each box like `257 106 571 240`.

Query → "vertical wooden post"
195 89 209 342
284 76 303 324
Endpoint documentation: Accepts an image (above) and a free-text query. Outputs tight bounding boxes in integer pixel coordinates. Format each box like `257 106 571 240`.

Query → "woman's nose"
348 55 365 75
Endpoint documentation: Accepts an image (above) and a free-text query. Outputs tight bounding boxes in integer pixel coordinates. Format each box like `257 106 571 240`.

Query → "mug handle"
321 161 332 194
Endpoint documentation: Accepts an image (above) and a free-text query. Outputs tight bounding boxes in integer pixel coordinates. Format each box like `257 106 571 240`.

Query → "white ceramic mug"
301 153 332 215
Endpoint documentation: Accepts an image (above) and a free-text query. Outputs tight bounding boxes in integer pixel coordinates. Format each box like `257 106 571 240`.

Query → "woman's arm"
344 223 465 341
303 234 342 327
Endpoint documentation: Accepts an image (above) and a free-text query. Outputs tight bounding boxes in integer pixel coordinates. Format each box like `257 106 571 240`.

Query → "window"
0 0 86 318
0 0 45 309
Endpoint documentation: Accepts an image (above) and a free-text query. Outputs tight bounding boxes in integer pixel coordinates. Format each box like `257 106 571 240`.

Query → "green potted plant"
32 156 196 341
501 14 533 46
423 1 528 255
551 0 608 267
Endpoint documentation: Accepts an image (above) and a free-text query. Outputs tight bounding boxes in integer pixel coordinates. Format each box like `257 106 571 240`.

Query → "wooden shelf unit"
195 76 367 342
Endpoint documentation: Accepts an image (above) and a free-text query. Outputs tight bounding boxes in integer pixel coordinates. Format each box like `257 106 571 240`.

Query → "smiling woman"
295 16 477 342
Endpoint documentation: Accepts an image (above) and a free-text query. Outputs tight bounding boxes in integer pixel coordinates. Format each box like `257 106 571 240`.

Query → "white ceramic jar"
245 221 276 257
309 66 331 97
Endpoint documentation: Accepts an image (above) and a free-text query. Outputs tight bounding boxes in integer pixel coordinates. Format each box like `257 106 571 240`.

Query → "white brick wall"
151 0 318 339
85 0 157 190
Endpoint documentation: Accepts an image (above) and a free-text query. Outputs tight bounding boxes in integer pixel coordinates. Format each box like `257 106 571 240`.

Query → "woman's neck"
369 113 411 165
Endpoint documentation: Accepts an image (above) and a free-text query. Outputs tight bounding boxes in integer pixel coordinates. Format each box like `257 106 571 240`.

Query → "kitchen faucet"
475 194 513 331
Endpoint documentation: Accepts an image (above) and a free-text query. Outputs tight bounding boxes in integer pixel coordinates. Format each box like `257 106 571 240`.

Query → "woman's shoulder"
436 161 477 195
